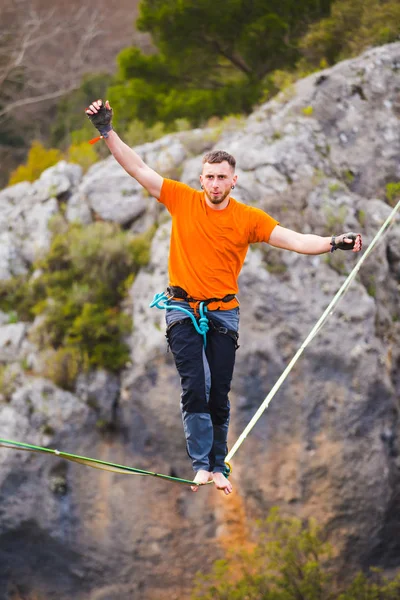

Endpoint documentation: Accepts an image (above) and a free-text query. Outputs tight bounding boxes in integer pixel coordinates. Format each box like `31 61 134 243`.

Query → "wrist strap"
89 125 113 145
99 124 113 138
330 234 337 252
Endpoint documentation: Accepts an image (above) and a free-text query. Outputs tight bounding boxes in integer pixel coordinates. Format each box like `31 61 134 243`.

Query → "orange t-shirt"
158 179 278 310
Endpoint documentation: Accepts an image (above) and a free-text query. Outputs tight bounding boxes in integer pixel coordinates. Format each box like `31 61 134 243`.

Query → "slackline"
0 438 219 486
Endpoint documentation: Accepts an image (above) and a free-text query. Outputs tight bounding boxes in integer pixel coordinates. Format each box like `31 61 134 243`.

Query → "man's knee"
181 388 210 414
210 399 230 426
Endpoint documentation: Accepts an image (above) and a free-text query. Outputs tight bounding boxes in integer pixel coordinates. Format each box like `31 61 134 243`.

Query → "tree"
0 0 108 123
299 0 400 67
137 0 332 82
107 0 332 128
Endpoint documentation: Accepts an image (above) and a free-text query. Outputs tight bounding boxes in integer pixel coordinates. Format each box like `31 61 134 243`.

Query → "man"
86 99 362 495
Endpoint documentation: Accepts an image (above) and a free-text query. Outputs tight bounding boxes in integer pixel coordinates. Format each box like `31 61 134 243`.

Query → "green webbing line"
0 438 212 486
226 198 400 463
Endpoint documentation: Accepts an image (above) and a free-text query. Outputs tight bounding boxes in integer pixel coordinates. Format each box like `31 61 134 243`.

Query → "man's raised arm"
85 99 163 200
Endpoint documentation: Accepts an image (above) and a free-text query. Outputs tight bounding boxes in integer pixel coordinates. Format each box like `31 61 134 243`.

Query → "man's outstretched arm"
268 225 362 255
86 99 163 200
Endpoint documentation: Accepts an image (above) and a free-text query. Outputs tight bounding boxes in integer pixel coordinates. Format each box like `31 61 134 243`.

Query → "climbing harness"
0 198 399 487
165 285 237 307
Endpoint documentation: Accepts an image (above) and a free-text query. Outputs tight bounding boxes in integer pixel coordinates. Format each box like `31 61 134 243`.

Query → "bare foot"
191 469 212 492
212 472 233 495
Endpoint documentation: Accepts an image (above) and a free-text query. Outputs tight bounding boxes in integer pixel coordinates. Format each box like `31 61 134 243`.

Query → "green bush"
338 569 400 599
8 141 63 185
193 509 400 600
125 119 168 147
66 303 131 371
0 274 44 322
124 116 198 151
386 182 400 208
192 508 333 600
0 365 19 402
67 141 99 172
299 0 400 67
0 222 156 388
41 347 82 392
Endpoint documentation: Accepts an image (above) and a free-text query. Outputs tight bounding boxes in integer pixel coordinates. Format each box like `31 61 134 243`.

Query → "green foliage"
366 274 377 298
328 182 342 193
125 119 168 147
357 209 366 227
302 105 314 116
261 246 288 277
324 204 348 233
192 508 334 600
300 0 400 67
107 0 332 129
386 182 400 207
193 509 400 600
51 73 112 148
3 0 399 188
66 303 131 369
343 170 355 185
69 122 95 145
0 274 44 322
67 141 99 172
6 0 397 185
268 69 298 93
124 115 193 150
8 141 63 185
0 222 156 388
137 0 331 81
0 365 19 402
41 347 82 392
326 252 348 276
109 78 260 130
338 569 400 599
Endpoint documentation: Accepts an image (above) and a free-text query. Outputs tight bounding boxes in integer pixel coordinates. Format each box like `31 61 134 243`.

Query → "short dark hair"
202 150 236 170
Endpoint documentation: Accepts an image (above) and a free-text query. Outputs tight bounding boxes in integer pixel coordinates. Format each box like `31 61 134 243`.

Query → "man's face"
200 161 237 206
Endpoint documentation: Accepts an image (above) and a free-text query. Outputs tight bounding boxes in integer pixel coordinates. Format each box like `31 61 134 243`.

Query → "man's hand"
85 99 113 138
84 98 163 199
330 232 362 253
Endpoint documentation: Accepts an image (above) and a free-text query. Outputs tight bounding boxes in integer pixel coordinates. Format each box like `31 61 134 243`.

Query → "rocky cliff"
0 43 399 600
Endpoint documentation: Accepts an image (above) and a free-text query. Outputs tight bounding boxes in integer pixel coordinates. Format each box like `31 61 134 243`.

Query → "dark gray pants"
166 310 239 473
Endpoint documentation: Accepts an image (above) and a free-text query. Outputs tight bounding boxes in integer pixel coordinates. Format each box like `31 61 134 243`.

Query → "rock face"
0 43 399 599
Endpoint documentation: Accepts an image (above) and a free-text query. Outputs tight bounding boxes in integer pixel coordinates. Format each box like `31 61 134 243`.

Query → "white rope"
226 198 400 463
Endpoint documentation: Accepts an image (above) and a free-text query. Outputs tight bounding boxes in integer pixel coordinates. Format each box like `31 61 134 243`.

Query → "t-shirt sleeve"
158 178 193 215
248 206 279 243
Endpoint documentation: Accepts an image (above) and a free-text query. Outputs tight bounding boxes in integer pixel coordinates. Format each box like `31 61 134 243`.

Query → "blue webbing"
150 291 209 347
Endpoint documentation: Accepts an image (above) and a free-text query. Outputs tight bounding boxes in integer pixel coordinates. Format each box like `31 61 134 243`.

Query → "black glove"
330 232 359 252
86 103 113 138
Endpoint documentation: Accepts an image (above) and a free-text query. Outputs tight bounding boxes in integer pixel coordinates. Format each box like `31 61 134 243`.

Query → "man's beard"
205 188 231 205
